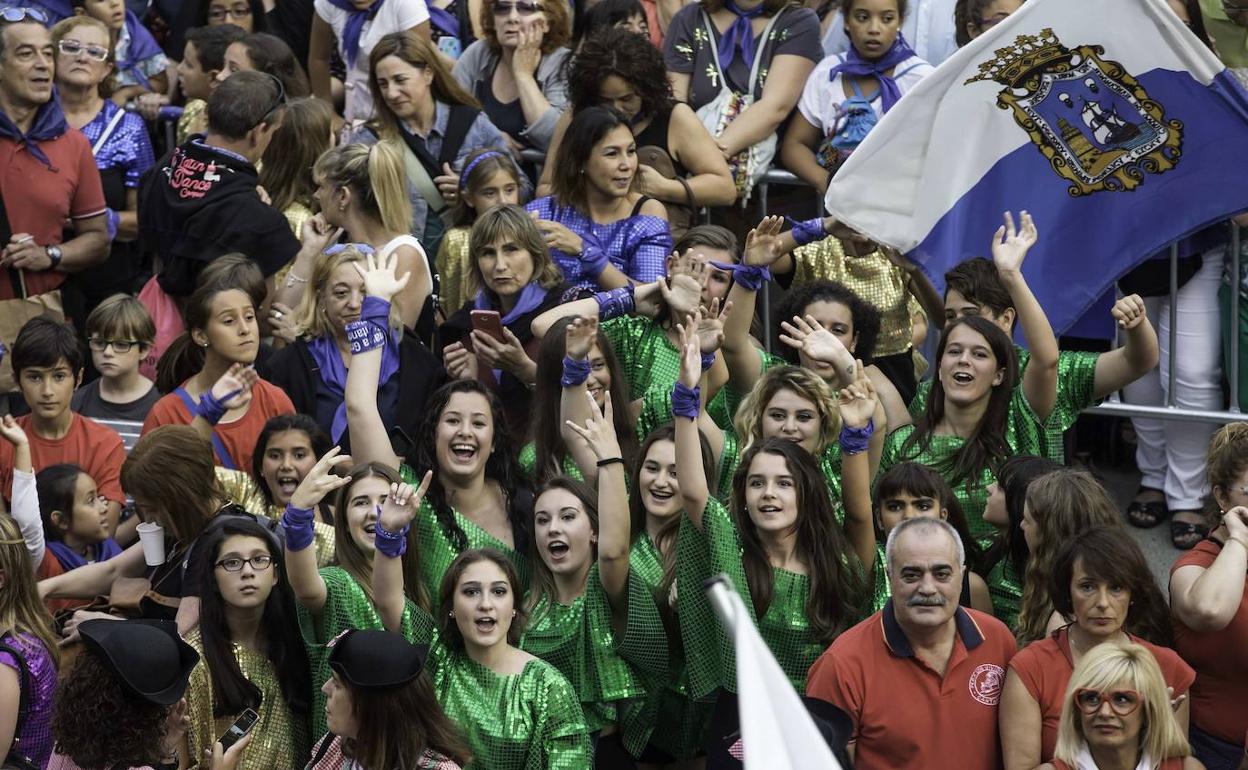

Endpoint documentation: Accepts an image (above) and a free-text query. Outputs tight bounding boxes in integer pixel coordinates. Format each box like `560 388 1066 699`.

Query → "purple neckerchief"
718 0 766 72
32 0 73 22
326 0 385 68
117 9 164 88
429 5 459 39
826 33 918 113
0 91 68 169
475 280 549 326
47 537 123 571
308 295 399 443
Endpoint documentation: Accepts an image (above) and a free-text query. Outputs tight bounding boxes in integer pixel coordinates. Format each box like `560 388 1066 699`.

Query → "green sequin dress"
297 566 433 739
430 647 592 769
517 443 584 482
908 348 1098 462
986 556 1024 630
869 545 891 612
619 534 713 760
882 385 1046 544
519 564 667 735
677 499 828 697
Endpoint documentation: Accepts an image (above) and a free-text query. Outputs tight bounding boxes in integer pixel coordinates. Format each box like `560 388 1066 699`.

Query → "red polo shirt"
807 602 1016 770
141 379 294 472
0 129 106 299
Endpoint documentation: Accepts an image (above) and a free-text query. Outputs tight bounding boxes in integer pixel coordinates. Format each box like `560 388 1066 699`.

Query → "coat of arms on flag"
965 28 1184 196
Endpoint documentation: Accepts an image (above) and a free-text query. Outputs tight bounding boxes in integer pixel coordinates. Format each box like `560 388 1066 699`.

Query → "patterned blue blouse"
79 101 156 188
526 196 672 289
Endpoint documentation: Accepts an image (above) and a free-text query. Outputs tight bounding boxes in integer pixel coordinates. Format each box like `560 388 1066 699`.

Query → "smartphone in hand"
470 310 506 343
218 708 259 752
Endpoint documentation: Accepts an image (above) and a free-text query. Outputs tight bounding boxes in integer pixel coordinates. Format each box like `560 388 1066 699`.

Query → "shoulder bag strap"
701 11 728 85
747 8 786 93
92 106 127 155
172 387 238 470
398 139 448 214
439 104 482 167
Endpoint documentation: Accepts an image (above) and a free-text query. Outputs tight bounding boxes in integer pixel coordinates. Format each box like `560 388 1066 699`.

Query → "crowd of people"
0 0 1246 767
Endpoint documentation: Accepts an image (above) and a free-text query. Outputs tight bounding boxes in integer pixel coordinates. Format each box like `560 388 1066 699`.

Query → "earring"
512 610 517 617
448 611 455 618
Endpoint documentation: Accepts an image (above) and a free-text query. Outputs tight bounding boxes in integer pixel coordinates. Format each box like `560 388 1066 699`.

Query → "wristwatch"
44 245 63 270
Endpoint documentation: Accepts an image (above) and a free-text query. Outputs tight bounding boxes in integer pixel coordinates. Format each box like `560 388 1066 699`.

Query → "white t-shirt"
798 51 933 134
314 0 431 123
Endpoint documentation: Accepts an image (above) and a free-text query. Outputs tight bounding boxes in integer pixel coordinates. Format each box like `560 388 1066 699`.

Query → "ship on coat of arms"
966 27 1183 196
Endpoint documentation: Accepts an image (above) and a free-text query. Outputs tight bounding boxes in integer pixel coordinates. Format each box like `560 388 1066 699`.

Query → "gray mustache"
906 596 948 607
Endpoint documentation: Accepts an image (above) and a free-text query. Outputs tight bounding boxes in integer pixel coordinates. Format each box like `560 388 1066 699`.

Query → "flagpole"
705 574 741 635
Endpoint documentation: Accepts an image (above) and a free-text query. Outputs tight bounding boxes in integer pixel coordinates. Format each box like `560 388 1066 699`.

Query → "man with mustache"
806 517 1017 770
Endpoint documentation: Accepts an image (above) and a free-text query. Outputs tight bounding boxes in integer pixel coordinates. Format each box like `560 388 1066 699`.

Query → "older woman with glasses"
52 15 155 318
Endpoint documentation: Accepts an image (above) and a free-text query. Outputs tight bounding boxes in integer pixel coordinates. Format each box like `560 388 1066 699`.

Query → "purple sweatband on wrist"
580 243 610 277
671 381 700 419
709 261 772 292
345 319 388 355
195 387 240 426
561 355 592 387
701 351 716 371
360 295 391 324
788 216 827 246
594 285 636 321
839 418 875 456
105 208 120 241
373 521 410 558
281 503 316 551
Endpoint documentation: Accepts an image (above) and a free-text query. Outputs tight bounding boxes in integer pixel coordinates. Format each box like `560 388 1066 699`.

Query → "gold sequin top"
435 226 473 316
215 467 336 568
177 99 207 145
183 630 311 770
792 237 923 358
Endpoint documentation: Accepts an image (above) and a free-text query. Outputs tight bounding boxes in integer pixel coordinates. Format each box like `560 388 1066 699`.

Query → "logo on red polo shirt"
968 664 1004 706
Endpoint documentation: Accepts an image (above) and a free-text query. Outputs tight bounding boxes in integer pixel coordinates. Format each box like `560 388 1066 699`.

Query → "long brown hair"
122 425 222 545
344 669 472 768
368 30 479 143
260 97 336 213
525 477 598 615
437 548 527 651
0 515 60 666
1206 421 1248 520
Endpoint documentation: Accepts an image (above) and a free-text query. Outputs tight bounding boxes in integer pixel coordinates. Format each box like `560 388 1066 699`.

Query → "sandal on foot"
1170 514 1210 550
1126 487 1168 529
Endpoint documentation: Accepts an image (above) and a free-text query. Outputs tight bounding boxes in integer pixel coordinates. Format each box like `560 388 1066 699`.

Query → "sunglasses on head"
492 1 542 15
253 72 287 128
0 6 49 24
58 39 109 61
1074 688 1142 717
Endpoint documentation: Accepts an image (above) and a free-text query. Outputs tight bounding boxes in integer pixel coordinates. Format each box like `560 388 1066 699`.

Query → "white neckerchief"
1072 742 1158 770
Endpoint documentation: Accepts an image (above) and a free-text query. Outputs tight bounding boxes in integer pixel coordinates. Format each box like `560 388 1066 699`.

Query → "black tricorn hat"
328 629 427 691
78 619 199 706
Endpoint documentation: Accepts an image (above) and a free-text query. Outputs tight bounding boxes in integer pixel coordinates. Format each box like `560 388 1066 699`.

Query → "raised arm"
1170 508 1248 632
992 211 1058 421
344 252 410 468
673 316 711 528
561 317 604 481
565 391 630 609
722 216 784 395
372 471 432 633
282 447 355 615
529 267 696 339
836 365 878 574
0 416 42 568
1092 293 1159 399
272 214 342 311
189 364 258 444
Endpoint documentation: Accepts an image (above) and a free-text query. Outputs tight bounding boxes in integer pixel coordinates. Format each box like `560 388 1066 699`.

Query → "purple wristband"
345 320 388 355
374 521 410 558
701 352 716 371
593 285 636 321
562 356 592 387
281 503 316 551
839 418 875 456
104 208 120 241
195 387 240 426
671 381 700 419
709 261 772 292
789 217 827 246
580 243 611 277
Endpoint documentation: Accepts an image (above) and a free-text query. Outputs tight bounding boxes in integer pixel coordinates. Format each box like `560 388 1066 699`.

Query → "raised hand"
659 249 705 318
779 314 855 375
0 414 28 448
564 390 622 460
676 312 703 389
290 446 354 510
353 250 411 301
511 17 546 78
210 363 259 411
1112 293 1147 330
1224 506 1248 550
743 215 785 267
378 471 432 532
564 316 598 360
837 362 877 429
991 210 1037 275
300 213 341 252
694 297 731 354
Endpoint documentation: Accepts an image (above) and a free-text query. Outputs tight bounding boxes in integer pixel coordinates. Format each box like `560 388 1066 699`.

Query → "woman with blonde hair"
1040 641 1203 770
0 515 59 769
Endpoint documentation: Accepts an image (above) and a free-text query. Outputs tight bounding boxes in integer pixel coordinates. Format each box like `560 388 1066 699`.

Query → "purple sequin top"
0 631 57 769
526 196 672 289
79 101 156 187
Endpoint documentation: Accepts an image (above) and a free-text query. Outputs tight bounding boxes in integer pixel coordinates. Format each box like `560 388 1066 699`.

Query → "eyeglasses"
0 6 49 24
88 338 142 353
1074 688 1142 717
58 39 109 61
215 555 274 572
207 3 252 20
492 1 542 15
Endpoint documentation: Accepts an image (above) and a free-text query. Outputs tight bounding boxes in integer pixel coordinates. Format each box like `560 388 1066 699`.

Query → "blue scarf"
31 0 73 22
307 296 400 443
718 0 766 72
475 280 549 325
326 0 385 68
826 33 917 113
0 93 68 170
47 538 123 571
428 5 459 39
117 10 165 89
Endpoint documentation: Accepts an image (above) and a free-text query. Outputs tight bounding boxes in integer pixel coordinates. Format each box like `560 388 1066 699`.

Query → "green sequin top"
908 348 1099 463
883 384 1046 541
676 499 828 697
635 382 741 501
870 545 891 613
430 648 592 769
520 564 667 734
986 556 1024 630
297 566 432 739
517 442 585 483
601 315 685 400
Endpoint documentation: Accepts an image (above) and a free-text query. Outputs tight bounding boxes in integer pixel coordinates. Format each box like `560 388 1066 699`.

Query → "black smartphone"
218 708 259 752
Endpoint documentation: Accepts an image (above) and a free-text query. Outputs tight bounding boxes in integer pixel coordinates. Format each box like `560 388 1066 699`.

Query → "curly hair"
52 652 172 768
774 280 881 364
567 27 673 119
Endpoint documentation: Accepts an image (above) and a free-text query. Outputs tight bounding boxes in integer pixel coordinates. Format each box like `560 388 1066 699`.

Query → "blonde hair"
733 365 842 455
1207 422 1248 516
51 15 115 96
294 244 402 338
0 515 61 667
465 204 563 299
1053 641 1191 765
313 142 412 236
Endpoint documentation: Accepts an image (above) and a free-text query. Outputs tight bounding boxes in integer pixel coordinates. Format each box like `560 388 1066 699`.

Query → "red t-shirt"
1009 627 1195 761
806 603 1017 770
0 130 106 299
1171 538 1248 745
0 413 125 504
141 379 294 472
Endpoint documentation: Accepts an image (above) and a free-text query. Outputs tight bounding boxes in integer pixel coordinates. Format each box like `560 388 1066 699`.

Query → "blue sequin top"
526 196 671 289
79 101 156 187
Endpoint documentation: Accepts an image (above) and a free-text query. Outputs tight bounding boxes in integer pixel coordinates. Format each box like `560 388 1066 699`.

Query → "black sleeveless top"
633 106 688 178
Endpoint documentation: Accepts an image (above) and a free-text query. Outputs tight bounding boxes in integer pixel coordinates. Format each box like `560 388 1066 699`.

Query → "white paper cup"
136 521 166 567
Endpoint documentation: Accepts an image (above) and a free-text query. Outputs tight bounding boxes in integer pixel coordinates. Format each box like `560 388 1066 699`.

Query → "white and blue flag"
825 0 1248 332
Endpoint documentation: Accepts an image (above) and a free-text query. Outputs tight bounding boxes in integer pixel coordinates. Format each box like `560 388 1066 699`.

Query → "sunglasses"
252 72 287 129
492 1 542 15
207 3 251 20
324 243 376 256
0 6 48 23
58 39 109 62
1074 688 1142 717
